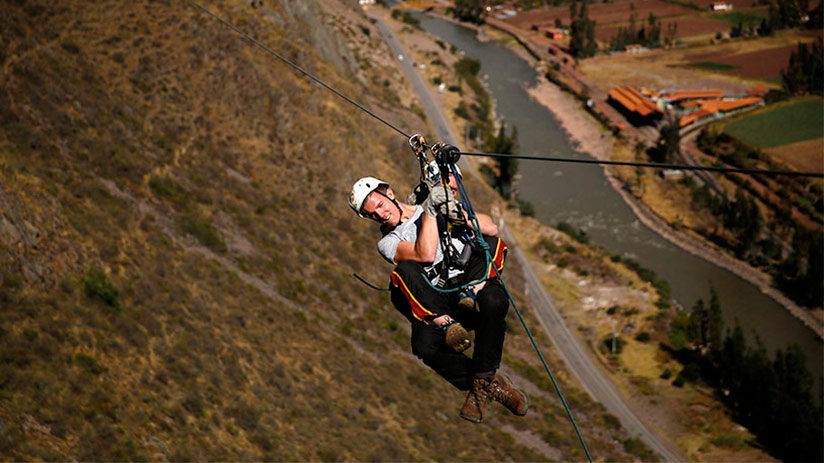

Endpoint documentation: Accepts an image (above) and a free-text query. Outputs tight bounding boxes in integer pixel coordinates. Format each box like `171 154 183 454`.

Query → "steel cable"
188 0 412 139
460 151 824 178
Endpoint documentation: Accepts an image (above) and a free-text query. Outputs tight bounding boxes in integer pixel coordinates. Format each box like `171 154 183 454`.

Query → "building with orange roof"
608 86 664 125
747 85 768 96
679 97 763 127
660 89 723 103
541 27 565 40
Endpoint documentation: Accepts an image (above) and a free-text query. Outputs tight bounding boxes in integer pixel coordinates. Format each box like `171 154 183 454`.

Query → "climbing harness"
402 136 490 292
420 139 594 461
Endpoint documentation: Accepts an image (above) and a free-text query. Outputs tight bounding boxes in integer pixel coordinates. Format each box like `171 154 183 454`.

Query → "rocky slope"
0 0 649 460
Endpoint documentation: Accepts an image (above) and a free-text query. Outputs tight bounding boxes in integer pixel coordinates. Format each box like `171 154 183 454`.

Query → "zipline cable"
460 151 824 178
187 0 412 139
189 0 822 180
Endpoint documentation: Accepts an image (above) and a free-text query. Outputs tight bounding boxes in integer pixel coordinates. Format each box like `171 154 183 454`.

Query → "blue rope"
434 167 594 462
486 255 594 463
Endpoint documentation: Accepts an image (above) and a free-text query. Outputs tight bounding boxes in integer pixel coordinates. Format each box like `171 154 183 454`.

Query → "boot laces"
472 379 491 404
491 379 513 404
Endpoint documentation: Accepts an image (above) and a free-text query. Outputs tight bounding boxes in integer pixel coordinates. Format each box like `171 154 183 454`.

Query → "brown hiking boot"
441 321 471 353
460 377 492 423
489 373 528 416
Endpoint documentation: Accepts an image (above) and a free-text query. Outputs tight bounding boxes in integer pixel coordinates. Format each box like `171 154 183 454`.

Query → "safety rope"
408 135 593 459
492 260 594 462
449 163 594 462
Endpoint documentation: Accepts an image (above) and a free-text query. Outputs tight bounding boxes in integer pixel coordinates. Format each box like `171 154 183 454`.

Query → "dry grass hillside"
0 0 651 460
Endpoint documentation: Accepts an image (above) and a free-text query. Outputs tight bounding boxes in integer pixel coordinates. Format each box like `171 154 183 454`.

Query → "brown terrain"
0 0 816 460
594 15 732 41
507 0 697 27
685 44 798 79
0 0 703 460
504 0 746 44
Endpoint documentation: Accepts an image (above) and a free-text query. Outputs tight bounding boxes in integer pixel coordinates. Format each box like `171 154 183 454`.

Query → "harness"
407 135 493 292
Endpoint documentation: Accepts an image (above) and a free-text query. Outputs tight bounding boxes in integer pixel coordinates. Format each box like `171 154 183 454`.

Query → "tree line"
781 38 823 96
609 11 679 50
727 0 822 37
569 0 598 58
693 129 823 310
450 0 487 24
669 288 823 462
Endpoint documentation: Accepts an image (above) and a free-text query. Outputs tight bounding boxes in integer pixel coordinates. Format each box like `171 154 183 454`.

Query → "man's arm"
394 212 438 263
474 212 498 237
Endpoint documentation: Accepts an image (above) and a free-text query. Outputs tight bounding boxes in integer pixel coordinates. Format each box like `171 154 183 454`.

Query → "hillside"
0 0 653 460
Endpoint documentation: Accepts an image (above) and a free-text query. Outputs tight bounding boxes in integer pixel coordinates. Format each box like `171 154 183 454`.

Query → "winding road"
368 9 684 462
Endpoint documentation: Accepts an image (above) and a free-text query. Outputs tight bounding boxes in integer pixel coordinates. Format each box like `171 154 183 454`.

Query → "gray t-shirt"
378 206 466 280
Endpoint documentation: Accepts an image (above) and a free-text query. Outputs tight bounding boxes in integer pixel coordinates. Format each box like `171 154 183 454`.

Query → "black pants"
389 236 508 391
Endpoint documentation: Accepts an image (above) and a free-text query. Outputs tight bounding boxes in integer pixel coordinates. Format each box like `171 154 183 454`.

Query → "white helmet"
424 160 462 187
349 176 389 218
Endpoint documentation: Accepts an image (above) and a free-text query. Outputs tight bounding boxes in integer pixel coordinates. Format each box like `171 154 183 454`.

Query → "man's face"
361 189 400 227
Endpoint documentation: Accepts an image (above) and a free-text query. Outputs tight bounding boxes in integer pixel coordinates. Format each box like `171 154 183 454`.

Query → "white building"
711 2 734 11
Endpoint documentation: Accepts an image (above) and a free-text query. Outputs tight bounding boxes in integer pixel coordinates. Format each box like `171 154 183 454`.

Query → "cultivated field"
686 44 799 79
593 15 731 41
579 30 815 94
504 0 769 44
507 0 695 27
723 98 824 147
764 139 824 172
720 97 824 172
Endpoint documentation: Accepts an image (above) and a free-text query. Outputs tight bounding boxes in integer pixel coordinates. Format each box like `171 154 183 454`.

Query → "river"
410 12 823 389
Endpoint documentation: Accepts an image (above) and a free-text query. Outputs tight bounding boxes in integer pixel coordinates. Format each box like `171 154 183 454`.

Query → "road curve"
368 9 684 462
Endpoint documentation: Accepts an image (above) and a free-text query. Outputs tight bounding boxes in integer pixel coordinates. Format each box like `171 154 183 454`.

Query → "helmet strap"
374 190 405 223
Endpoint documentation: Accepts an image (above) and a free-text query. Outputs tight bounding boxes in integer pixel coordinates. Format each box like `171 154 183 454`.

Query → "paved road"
371 17 454 141
368 9 684 462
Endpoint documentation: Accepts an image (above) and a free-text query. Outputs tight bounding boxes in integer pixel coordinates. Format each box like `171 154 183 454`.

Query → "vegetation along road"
369 9 684 462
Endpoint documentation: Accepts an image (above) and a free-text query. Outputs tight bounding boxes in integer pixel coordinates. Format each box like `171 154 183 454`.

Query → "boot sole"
517 392 529 416
459 412 483 423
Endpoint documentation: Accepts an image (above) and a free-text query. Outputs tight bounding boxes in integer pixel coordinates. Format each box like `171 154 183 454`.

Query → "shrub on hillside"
556 221 589 244
180 214 226 252
83 268 121 311
602 334 624 355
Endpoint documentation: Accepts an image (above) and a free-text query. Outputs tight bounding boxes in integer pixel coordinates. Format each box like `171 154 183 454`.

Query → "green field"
708 9 769 27
723 98 824 147
689 61 739 71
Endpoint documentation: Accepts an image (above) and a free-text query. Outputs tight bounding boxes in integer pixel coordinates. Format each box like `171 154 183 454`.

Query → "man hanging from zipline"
348 139 527 423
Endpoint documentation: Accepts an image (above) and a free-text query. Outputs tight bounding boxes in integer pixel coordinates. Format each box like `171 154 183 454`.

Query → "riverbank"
391 9 820 458
492 28 824 338
407 8 822 337
522 67 824 338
